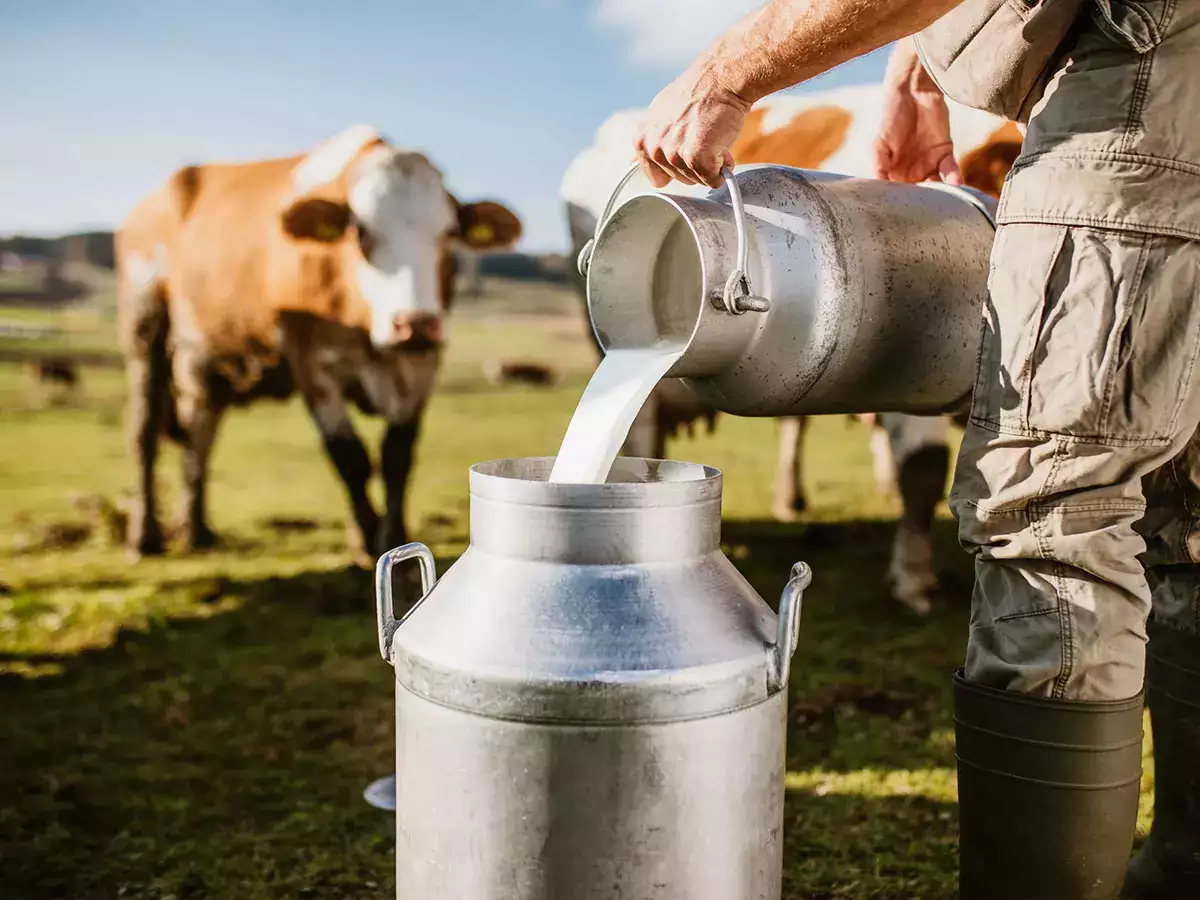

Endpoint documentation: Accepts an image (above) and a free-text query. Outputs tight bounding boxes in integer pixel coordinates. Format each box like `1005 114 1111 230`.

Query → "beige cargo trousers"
951 0 1200 700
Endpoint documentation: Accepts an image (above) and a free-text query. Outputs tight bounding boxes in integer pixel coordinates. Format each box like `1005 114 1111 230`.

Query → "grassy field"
0 282 1156 899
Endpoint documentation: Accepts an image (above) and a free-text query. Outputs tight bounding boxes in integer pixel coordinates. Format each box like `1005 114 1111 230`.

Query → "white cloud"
594 0 763 69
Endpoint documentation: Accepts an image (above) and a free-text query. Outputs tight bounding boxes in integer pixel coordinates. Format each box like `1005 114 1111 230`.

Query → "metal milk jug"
579 164 997 417
375 457 812 900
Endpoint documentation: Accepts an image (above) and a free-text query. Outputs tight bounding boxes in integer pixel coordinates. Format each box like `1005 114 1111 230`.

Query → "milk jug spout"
582 163 998 417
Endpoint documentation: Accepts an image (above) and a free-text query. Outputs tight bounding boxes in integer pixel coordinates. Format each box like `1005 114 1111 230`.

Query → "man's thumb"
939 153 963 186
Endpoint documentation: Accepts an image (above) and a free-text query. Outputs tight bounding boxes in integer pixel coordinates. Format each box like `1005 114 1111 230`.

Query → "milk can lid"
386 458 786 724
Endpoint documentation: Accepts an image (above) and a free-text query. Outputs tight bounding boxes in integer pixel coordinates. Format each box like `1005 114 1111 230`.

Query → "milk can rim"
469 457 722 508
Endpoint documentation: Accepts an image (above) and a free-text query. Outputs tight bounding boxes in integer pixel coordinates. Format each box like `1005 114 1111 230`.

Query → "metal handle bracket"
767 561 812 694
375 542 438 665
577 163 769 316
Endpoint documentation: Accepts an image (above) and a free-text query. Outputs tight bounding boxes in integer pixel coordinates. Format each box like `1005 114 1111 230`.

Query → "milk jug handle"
375 542 439 665
768 561 812 694
576 163 768 316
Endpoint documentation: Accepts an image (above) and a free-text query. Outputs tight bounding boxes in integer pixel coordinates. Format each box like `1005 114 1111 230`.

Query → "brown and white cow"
118 126 521 559
562 85 1021 614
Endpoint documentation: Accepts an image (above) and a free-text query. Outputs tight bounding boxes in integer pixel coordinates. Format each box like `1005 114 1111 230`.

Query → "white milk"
548 344 684 484
551 211 701 484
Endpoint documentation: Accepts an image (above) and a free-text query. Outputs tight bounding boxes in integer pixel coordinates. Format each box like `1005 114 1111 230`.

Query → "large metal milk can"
375 456 812 899
579 164 997 416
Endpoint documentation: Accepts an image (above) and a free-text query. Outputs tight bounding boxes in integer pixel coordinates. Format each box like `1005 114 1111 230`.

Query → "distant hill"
475 252 569 284
0 231 571 285
0 232 115 270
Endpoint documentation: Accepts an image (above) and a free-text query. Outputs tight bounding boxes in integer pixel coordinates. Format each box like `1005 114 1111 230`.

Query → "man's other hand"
635 67 749 189
874 39 961 186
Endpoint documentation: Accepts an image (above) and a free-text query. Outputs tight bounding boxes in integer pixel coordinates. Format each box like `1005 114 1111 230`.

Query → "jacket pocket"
1092 0 1172 52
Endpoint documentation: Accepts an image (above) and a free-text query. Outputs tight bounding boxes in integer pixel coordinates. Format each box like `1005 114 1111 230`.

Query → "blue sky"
0 1 889 251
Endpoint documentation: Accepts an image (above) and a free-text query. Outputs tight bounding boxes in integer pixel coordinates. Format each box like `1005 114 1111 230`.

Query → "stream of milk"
547 344 685 484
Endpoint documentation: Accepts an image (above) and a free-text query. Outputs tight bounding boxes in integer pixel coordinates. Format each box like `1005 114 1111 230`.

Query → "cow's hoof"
126 529 166 560
771 495 807 523
347 515 382 562
179 525 220 552
772 505 797 523
886 577 934 617
893 590 933 617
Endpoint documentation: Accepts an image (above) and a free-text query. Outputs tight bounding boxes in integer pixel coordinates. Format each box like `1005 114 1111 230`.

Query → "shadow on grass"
0 518 973 899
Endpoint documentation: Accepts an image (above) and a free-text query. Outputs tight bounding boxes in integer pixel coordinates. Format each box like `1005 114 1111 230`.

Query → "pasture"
0 277 1155 900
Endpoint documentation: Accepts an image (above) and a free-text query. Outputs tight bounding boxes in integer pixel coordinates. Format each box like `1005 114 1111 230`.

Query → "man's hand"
874 39 961 185
636 66 748 189
630 0 967 192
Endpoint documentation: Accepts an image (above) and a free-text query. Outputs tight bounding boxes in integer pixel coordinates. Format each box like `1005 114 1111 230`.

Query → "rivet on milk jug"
374 163 996 899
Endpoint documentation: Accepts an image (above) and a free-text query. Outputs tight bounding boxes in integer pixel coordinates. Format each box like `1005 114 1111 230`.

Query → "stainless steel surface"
770 561 811 693
579 164 769 317
395 688 785 900
586 165 998 415
721 165 771 315
580 164 768 316
375 541 437 662
378 457 810 899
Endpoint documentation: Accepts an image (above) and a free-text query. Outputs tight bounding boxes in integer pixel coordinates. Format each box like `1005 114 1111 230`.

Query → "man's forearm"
694 0 962 106
884 36 943 94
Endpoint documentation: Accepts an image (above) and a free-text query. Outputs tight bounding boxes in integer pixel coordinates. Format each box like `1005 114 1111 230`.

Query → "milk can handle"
768 561 812 695
375 542 439 665
575 163 768 316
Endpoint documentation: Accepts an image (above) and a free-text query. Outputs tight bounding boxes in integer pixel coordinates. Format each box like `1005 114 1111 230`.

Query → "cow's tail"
116 234 184 445
130 291 184 445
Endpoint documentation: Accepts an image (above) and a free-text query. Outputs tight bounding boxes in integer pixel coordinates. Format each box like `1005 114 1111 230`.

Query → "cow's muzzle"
391 312 444 350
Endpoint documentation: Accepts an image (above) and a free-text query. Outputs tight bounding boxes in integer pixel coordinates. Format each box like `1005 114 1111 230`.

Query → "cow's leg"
299 374 379 559
623 391 660 460
772 416 808 522
172 350 224 550
121 298 170 558
868 421 898 496
881 413 951 615
379 414 422 555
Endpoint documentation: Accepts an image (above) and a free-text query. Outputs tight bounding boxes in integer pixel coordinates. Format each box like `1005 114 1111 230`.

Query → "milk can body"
584 165 997 416
375 458 811 900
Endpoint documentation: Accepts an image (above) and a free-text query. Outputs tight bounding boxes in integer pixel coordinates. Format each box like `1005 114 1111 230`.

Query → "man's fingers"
677 143 730 188
639 156 672 189
695 152 726 187
636 133 684 187
653 145 696 186
938 153 963 186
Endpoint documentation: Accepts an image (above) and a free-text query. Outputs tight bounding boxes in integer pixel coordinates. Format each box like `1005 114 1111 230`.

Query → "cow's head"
280 126 521 350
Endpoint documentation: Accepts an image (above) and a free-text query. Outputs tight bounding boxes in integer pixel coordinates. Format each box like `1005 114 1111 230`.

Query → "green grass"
0 289 1156 899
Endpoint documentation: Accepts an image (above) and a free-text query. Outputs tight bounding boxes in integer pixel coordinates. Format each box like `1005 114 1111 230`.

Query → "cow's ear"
280 198 353 242
453 200 522 250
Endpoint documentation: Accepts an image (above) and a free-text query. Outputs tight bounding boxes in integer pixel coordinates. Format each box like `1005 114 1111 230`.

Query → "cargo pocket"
1019 228 1200 445
969 224 1070 434
1091 0 1173 52
1020 228 1159 441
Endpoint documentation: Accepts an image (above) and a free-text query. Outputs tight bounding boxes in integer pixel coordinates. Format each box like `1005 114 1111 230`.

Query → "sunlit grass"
0 286 1155 899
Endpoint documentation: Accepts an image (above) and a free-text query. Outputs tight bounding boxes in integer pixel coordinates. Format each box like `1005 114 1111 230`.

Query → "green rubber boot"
1122 622 1200 899
955 670 1144 900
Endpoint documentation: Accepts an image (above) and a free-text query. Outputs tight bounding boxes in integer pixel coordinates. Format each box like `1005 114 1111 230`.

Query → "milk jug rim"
470 456 722 508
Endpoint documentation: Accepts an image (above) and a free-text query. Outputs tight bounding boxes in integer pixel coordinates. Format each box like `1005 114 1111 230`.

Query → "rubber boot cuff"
955 669 1144 900
1122 621 1200 899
